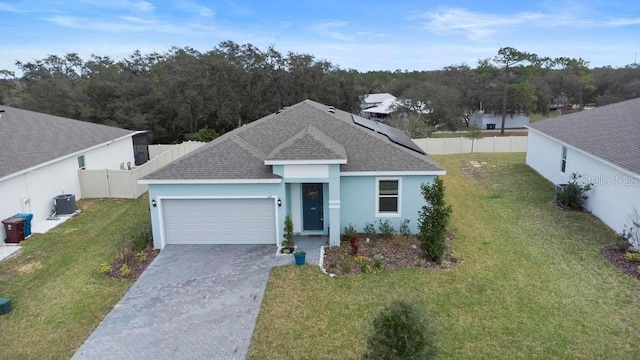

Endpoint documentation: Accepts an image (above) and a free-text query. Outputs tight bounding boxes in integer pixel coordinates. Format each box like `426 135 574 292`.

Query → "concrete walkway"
72 242 323 360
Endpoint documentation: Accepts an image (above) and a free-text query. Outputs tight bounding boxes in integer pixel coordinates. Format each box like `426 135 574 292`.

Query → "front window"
377 178 401 216
561 146 567 173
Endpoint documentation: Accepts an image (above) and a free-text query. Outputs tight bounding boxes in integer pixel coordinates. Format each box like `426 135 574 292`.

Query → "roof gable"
142 99 443 181
528 98 640 175
0 106 137 179
266 125 347 162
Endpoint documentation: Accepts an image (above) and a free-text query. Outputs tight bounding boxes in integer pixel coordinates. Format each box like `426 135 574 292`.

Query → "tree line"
1 42 639 142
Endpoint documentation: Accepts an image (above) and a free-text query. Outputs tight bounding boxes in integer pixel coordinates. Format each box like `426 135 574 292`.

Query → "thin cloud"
413 7 544 39
310 21 352 41
413 7 640 40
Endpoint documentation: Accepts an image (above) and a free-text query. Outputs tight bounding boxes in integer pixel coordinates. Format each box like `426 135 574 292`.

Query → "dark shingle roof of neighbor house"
0 106 137 179
528 97 640 176
143 99 444 180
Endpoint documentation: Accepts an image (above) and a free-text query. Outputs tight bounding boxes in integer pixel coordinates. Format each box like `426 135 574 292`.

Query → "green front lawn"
249 153 640 359
0 196 150 359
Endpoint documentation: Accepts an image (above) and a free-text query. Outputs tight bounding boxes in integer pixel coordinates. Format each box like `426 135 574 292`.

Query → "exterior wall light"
151 199 157 207
277 198 282 207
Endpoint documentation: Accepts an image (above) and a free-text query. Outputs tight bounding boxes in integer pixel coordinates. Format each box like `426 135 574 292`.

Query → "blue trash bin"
13 213 33 238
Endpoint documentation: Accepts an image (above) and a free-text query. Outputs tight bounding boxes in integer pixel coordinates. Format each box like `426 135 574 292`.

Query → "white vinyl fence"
79 141 205 199
413 136 528 155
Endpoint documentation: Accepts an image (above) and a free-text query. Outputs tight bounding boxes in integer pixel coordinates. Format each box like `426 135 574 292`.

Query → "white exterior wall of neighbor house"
83 137 136 170
0 136 136 242
471 113 530 129
526 129 640 233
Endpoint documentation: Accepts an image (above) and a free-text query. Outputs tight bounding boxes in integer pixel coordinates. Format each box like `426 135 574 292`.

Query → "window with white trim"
376 178 401 216
560 146 567 173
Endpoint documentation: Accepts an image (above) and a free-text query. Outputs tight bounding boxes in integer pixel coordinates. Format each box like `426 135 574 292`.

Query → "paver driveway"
73 245 291 360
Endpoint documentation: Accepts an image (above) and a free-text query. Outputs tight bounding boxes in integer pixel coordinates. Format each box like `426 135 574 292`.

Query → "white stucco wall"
0 136 135 241
83 137 135 170
526 129 640 233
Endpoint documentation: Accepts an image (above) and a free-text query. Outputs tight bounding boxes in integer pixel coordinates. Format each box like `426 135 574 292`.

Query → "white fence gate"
413 136 528 154
79 141 205 199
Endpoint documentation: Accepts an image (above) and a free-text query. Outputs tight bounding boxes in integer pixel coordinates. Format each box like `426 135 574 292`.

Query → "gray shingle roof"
142 99 444 181
528 98 640 175
266 125 347 161
0 106 137 179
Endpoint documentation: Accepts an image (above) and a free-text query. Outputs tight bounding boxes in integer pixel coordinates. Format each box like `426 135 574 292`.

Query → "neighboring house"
469 112 530 129
139 100 445 249
526 98 640 234
362 97 397 120
361 93 396 110
0 106 147 241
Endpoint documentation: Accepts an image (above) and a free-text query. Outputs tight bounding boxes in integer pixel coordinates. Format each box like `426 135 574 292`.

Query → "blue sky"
1 0 640 74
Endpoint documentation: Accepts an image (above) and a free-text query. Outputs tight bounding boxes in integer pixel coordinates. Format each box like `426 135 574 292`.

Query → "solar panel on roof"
352 115 425 154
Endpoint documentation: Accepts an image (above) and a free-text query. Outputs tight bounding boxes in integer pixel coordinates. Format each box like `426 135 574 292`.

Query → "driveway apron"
73 245 291 360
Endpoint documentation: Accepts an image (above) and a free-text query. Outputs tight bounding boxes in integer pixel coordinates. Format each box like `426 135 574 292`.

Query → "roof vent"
0 108 4 112
276 106 288 115
328 109 335 114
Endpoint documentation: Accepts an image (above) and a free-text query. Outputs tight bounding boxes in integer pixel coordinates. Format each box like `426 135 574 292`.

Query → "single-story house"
139 100 445 249
0 106 147 241
526 98 640 234
469 112 530 130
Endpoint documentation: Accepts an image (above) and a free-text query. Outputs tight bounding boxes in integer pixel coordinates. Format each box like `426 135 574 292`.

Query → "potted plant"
281 215 295 254
294 250 306 265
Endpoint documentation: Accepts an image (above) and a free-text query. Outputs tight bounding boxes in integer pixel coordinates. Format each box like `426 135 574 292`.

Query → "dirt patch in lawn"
601 245 640 280
322 231 459 276
461 160 486 181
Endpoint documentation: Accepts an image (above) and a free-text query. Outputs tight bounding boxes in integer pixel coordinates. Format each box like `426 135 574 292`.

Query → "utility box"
0 298 12 315
2 217 26 244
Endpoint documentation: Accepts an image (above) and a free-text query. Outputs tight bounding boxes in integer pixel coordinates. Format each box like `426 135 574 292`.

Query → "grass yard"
249 153 640 359
0 196 150 359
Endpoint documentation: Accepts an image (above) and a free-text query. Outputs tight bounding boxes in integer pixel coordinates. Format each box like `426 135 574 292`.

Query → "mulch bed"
322 231 459 276
109 245 159 279
601 245 640 280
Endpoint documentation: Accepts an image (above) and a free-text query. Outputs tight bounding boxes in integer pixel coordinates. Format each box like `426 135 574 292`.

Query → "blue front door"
302 183 323 231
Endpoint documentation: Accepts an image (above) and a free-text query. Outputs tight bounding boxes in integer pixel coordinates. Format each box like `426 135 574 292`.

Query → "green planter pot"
294 251 306 265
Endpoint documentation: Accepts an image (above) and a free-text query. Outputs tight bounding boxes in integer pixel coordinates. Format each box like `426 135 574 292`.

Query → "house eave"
340 170 446 176
139 178 283 185
264 159 347 165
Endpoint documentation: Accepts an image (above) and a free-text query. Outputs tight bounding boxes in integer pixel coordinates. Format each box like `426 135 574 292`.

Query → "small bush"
344 223 357 239
98 261 112 275
131 226 152 251
119 264 132 278
360 263 372 274
399 219 412 238
373 259 383 271
556 173 593 210
625 252 640 262
378 219 395 238
363 300 436 360
329 261 338 268
136 251 148 264
363 222 376 237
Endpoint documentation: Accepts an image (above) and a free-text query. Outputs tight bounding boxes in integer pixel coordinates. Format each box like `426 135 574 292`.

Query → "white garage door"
162 198 276 245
